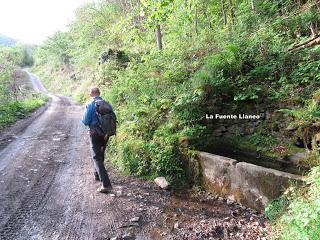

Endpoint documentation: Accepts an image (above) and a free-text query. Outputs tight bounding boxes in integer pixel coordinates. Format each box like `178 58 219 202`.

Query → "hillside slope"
33 1 320 238
34 0 320 178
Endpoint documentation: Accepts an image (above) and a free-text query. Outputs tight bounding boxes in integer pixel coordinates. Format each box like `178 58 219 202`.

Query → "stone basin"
197 152 305 211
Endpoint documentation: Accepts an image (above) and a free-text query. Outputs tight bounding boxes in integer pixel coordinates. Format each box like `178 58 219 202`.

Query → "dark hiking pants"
90 134 112 188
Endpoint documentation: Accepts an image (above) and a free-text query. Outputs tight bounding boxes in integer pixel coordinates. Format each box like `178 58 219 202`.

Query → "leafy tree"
35 31 72 67
139 0 175 49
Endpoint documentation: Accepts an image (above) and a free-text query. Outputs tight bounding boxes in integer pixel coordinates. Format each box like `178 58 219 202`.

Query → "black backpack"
94 99 117 139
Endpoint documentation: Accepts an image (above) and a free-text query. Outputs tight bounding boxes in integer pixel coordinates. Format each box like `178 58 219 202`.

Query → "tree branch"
288 36 320 52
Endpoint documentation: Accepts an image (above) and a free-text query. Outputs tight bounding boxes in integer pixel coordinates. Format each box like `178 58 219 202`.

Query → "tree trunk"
119 0 126 13
310 22 318 39
288 36 320 52
156 25 163 50
251 0 255 11
221 0 227 27
228 0 235 26
194 5 198 34
204 1 211 30
136 0 141 23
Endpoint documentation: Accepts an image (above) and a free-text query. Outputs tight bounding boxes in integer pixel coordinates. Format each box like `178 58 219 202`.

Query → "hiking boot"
97 185 112 194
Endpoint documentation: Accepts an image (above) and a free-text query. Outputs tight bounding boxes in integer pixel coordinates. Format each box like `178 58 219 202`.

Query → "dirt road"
0 71 270 240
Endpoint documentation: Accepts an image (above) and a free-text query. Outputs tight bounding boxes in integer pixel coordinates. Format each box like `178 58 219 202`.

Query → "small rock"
120 222 139 228
286 125 298 131
252 221 259 226
114 185 123 190
109 194 116 197
239 219 245 225
231 211 238 217
227 196 235 205
129 223 139 227
223 217 230 222
212 130 223 137
122 233 135 240
116 191 122 196
288 152 307 165
130 216 140 222
174 222 180 229
154 177 170 190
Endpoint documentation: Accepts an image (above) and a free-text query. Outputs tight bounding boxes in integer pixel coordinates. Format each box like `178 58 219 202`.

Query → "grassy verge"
266 167 320 240
0 93 48 130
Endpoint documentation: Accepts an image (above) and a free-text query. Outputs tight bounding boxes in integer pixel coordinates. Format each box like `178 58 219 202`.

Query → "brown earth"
0 71 270 240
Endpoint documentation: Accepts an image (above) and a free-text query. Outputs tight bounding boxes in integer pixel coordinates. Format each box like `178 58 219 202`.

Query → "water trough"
197 152 305 211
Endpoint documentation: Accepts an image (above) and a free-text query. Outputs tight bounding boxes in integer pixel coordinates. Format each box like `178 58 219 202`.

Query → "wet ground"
0 72 270 240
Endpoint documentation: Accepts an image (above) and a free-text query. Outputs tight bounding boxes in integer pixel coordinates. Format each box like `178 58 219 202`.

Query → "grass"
0 93 48 130
266 167 320 240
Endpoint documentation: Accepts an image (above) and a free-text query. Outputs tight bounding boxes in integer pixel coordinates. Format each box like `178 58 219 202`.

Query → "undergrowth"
0 93 48 130
33 1 320 184
266 167 320 240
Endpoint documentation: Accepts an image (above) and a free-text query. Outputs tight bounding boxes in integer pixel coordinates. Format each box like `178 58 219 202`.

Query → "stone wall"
206 106 294 138
198 152 305 211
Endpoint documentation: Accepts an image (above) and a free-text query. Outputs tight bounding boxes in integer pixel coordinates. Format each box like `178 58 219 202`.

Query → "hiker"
82 87 113 193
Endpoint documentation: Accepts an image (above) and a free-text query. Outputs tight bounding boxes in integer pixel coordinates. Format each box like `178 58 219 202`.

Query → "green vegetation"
279 91 320 128
32 0 320 237
265 195 289 223
279 168 320 240
33 0 320 181
266 167 320 240
0 45 46 130
0 93 47 128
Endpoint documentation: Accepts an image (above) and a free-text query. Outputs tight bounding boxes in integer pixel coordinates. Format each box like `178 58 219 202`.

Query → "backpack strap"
89 99 100 129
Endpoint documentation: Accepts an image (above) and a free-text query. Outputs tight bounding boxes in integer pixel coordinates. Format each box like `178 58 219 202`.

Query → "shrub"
276 167 320 240
265 195 289 222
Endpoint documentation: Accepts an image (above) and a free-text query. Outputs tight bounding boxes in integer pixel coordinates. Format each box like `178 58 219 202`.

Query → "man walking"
82 87 112 193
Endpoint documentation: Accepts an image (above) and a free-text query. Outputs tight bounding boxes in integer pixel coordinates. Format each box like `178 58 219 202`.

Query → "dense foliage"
266 167 320 240
33 2 320 237
34 0 320 180
0 45 45 129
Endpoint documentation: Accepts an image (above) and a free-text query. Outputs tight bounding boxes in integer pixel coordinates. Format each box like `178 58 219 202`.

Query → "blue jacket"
82 96 102 127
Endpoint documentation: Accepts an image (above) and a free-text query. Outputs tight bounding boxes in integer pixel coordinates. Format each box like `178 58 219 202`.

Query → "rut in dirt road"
0 71 270 240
